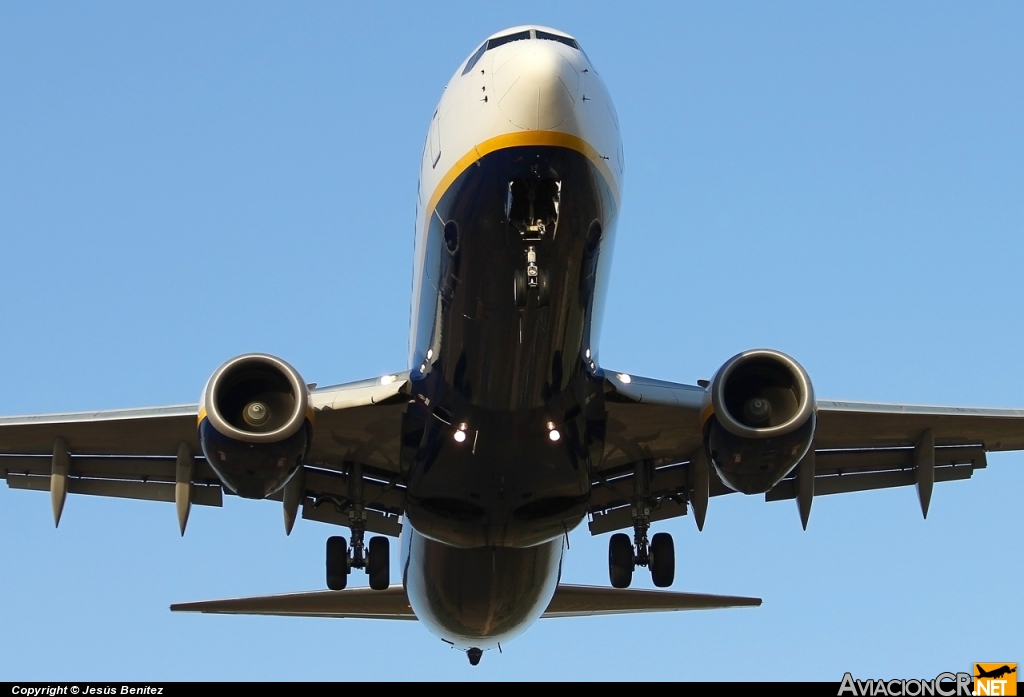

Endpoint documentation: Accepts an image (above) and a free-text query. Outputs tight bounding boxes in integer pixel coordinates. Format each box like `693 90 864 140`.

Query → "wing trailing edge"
542 584 761 617
170 584 761 621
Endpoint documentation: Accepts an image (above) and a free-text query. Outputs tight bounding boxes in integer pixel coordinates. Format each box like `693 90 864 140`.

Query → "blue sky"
1 2 1021 681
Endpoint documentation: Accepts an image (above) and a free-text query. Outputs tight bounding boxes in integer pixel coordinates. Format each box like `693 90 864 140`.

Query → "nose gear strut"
526 245 539 288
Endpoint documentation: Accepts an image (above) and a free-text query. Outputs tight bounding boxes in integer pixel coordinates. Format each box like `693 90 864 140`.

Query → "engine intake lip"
710 349 814 440
203 353 309 444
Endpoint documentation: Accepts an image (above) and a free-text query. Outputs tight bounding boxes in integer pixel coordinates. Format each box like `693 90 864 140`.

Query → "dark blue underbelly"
403 146 617 547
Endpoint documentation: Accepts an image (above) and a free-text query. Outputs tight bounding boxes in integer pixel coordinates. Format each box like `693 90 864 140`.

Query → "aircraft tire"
368 536 391 591
326 536 349 591
536 270 551 307
514 270 527 307
650 532 675 588
608 533 634 588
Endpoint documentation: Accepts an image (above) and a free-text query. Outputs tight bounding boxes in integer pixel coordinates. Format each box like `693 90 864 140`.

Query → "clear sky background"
1 1 1022 682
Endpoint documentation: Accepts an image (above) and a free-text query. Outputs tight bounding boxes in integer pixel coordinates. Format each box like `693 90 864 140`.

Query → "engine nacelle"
703 349 815 495
199 353 311 499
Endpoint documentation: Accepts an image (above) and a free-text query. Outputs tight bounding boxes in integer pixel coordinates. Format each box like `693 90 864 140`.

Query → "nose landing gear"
508 175 559 309
514 266 550 308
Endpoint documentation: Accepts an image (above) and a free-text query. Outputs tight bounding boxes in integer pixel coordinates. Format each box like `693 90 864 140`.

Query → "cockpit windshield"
487 30 532 50
534 30 578 50
462 29 580 75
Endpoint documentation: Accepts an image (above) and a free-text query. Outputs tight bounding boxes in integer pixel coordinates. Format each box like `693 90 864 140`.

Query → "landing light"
616 373 632 384
454 424 469 443
546 422 561 442
379 374 397 386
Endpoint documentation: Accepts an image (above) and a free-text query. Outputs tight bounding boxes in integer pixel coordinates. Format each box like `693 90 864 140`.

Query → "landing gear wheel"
536 269 550 307
514 270 527 307
649 532 675 588
368 536 390 590
326 536 349 591
608 532 634 589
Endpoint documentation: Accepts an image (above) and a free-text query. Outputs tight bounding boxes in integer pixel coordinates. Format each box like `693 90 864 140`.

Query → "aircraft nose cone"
493 44 579 130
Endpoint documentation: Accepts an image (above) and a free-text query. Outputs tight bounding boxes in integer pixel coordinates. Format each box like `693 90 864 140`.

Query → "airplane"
2 24 1024 667
976 666 1016 680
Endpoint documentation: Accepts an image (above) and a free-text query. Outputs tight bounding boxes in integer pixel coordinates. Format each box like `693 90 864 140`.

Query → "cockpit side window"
486 30 531 51
535 30 578 50
461 42 487 75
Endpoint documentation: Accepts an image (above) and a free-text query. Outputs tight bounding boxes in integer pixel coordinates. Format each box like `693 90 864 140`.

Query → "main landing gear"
326 529 390 591
324 461 390 591
608 529 675 589
608 460 676 589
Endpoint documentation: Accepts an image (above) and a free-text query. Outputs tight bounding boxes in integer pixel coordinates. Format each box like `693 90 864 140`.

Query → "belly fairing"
404 529 563 649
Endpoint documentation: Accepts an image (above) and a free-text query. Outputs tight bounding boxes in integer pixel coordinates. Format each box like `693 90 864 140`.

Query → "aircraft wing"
0 372 413 536
588 371 1024 534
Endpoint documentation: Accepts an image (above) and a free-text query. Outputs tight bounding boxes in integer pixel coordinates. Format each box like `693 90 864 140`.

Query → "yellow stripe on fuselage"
425 131 620 220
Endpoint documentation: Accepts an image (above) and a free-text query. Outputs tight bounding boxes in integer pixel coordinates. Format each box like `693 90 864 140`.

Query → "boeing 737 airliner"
3 26 1024 666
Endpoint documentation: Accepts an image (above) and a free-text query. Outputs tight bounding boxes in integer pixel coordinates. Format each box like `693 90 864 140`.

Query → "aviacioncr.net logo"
839 672 973 696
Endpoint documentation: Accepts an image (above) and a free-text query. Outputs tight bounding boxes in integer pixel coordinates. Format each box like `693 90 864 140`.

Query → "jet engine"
702 349 815 495
198 353 311 499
